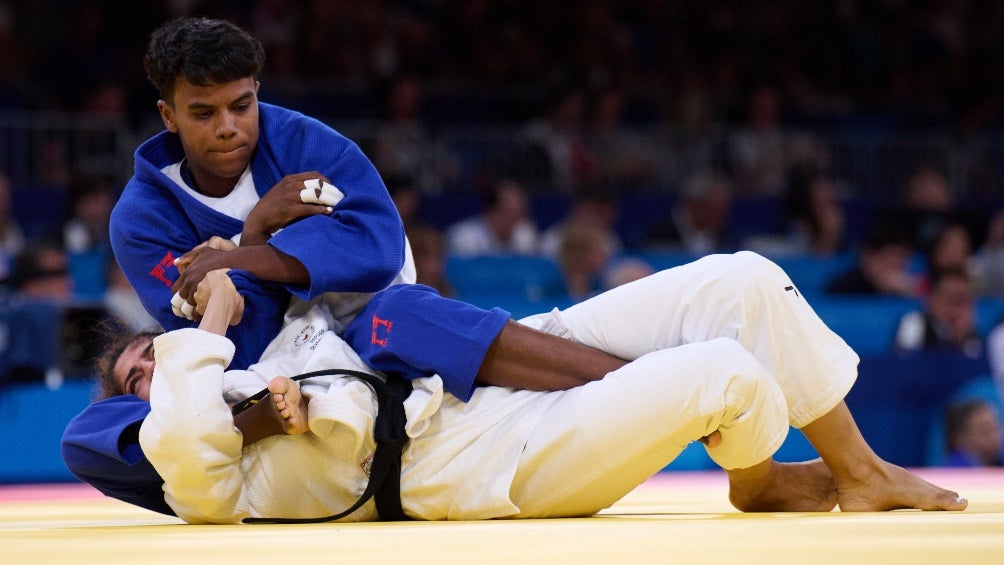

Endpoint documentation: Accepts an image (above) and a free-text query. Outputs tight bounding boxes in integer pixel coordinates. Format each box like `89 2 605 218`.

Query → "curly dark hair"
143 16 265 103
95 330 164 399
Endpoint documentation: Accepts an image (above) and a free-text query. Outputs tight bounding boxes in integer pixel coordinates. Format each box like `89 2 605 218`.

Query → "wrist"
198 299 238 335
240 211 273 246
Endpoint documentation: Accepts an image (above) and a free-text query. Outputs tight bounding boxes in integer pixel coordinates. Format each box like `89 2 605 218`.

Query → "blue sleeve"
60 396 174 516
343 284 511 402
109 180 204 336
257 106 405 299
111 178 285 370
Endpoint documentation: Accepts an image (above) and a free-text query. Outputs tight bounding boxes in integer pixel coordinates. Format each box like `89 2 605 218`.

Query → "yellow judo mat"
3 468 1003 564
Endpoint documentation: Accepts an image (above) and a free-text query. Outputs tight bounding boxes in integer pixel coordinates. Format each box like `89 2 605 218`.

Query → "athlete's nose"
216 111 238 139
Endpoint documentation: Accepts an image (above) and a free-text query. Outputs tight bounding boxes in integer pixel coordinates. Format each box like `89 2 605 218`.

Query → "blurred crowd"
2 0 1004 132
0 0 1002 467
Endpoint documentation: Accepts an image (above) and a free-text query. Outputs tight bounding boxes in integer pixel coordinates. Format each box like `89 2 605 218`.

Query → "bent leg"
518 253 967 512
529 251 858 427
508 338 788 518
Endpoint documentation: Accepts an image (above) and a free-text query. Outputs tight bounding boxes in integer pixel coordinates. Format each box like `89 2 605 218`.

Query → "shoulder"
259 102 347 142
257 102 356 166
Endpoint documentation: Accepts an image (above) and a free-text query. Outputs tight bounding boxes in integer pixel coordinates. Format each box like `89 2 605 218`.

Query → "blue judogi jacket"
110 101 405 368
61 102 509 515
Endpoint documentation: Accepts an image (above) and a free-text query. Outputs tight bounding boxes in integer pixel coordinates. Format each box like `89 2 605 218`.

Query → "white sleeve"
138 328 248 524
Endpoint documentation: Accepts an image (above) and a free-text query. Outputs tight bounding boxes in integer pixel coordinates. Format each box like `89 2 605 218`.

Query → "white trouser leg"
508 338 788 518
521 251 858 427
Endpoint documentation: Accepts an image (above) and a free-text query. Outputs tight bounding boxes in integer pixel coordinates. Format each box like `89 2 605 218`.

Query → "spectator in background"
408 223 455 298
386 173 421 233
555 223 611 302
371 75 459 192
539 183 621 259
973 209 1004 297
520 82 595 193
894 268 983 360
1 240 74 386
943 399 1003 467
61 176 114 255
0 170 24 287
602 256 655 291
446 178 540 256
743 161 848 258
644 172 734 256
10 239 72 302
103 258 159 332
881 165 961 253
987 319 1004 404
917 223 975 296
826 222 917 297
726 84 788 196
58 176 115 300
586 87 658 191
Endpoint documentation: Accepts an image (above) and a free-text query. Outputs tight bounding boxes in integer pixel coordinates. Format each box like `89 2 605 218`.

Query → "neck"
183 160 238 197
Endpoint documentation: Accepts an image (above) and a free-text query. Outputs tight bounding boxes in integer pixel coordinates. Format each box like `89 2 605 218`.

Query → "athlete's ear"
255 81 260 94
157 100 178 133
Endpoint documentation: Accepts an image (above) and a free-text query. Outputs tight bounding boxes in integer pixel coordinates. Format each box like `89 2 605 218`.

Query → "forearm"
198 291 243 336
475 320 629 391
204 245 309 286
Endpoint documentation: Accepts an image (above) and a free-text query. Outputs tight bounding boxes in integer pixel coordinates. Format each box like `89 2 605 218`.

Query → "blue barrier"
446 255 566 302
1 380 94 483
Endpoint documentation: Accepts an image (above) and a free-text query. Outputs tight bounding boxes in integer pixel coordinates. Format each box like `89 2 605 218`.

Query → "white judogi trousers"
424 251 859 518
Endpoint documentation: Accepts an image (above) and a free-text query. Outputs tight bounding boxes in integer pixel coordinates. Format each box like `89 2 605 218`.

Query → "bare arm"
190 268 305 447
192 269 245 334
174 245 309 306
172 171 338 303
240 171 336 246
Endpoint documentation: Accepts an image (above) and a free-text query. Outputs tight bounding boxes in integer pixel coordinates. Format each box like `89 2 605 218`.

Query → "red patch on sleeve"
149 251 176 287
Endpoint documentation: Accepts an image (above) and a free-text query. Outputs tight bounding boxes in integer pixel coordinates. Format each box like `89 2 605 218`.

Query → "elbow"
369 233 407 288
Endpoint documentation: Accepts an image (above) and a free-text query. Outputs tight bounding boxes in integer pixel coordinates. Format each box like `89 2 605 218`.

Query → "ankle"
824 452 887 486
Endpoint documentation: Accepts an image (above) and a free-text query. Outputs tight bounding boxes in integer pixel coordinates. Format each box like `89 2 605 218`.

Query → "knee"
710 251 789 297
731 251 786 283
701 338 781 406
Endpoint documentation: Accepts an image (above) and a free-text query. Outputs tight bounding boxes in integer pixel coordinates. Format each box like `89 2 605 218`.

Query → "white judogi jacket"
139 301 553 524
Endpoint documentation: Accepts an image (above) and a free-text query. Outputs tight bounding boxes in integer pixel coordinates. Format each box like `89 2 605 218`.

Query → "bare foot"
835 460 968 512
728 458 838 512
268 376 309 435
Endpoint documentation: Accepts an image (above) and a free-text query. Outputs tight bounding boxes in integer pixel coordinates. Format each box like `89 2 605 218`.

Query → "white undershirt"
162 161 259 221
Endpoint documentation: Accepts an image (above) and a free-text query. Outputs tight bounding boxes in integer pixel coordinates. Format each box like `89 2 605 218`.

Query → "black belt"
231 369 413 524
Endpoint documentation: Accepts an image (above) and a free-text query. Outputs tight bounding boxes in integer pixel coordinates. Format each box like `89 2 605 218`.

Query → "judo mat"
3 468 1002 564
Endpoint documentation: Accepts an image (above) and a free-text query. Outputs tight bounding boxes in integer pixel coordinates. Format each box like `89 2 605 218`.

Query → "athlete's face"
157 77 260 197
114 336 156 401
